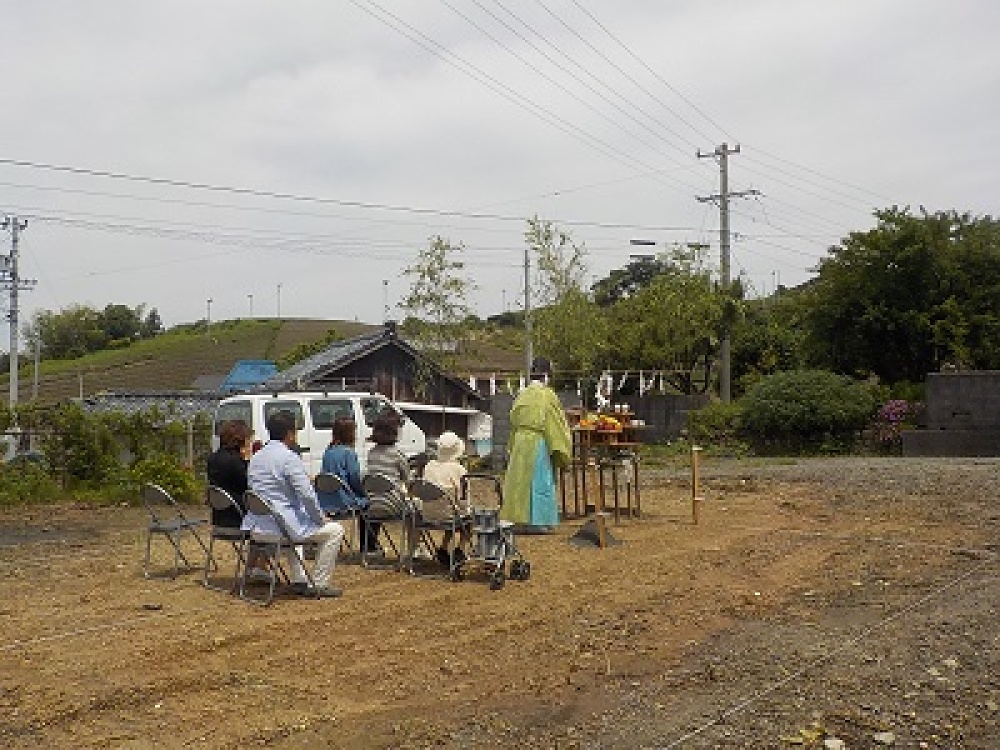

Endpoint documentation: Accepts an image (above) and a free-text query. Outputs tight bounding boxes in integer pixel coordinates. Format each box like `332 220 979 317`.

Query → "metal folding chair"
238 489 318 606
142 483 211 579
360 473 410 570
203 485 248 592
407 478 467 577
313 472 358 555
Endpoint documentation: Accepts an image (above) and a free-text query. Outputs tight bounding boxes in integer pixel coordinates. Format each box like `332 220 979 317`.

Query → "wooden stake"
691 445 702 525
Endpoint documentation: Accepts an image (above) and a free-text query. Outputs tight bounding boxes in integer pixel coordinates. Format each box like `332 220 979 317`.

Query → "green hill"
5 318 377 404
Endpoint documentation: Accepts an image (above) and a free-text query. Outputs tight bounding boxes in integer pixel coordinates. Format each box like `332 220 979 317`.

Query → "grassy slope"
7 318 376 404
5 318 525 404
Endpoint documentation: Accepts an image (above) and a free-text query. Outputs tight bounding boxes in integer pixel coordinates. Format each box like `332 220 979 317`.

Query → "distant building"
261 321 485 410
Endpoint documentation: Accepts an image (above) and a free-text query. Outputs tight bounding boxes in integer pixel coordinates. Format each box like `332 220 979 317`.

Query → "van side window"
310 400 354 430
263 401 305 430
215 400 252 434
361 396 399 425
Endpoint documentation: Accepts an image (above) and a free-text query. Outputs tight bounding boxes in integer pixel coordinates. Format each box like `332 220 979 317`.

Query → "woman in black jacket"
206 420 252 528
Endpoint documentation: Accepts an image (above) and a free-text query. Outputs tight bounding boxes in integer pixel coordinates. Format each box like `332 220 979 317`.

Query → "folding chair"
407 478 468 577
360 473 411 570
203 485 249 592
142 483 211 579
313 472 358 556
238 489 320 606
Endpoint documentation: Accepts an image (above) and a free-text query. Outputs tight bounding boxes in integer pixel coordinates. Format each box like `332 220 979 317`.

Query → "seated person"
242 410 345 598
318 417 380 553
206 419 252 527
422 431 472 567
366 416 414 556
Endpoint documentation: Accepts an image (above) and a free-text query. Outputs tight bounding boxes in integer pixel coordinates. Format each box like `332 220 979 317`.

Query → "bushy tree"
808 207 1000 382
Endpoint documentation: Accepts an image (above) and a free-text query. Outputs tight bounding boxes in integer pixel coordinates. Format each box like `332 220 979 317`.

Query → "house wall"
306 346 479 408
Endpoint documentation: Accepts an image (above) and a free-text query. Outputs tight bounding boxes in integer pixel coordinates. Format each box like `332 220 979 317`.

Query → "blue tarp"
221 360 278 393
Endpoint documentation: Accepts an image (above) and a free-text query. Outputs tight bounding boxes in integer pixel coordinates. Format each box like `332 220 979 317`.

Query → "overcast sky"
1 1 998 331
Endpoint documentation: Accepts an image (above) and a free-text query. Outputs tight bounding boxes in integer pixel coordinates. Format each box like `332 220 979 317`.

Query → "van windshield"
310 400 354 430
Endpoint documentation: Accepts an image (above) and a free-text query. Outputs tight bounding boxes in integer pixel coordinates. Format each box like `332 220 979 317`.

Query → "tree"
606 244 724 394
525 217 608 373
399 235 473 361
808 207 1000 383
591 255 674 307
526 216 587 305
99 304 141 343
140 307 163 338
26 305 108 359
731 291 810 395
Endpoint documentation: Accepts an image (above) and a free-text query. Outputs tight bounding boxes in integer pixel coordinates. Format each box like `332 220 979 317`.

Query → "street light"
206 298 213 338
247 293 254 318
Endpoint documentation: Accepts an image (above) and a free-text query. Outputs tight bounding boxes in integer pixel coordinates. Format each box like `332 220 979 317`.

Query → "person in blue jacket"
317 417 380 552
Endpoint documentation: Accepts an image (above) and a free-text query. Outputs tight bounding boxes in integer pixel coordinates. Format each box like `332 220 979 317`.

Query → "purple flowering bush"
872 399 923 452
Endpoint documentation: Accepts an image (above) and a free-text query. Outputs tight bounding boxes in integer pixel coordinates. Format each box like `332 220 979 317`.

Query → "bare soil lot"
1 457 998 749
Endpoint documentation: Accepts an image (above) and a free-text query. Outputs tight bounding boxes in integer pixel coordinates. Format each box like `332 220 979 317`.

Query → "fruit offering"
595 415 621 432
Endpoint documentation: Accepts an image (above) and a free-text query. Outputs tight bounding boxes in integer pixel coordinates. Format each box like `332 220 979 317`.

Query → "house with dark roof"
261 321 485 410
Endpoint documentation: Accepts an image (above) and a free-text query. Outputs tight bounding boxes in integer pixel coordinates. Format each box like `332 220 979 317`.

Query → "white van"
212 391 426 475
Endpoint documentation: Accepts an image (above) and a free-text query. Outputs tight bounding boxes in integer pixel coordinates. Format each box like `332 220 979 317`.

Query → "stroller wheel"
489 568 506 590
518 561 531 581
509 560 523 580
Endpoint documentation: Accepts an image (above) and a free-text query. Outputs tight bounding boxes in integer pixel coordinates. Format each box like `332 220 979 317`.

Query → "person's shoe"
453 548 467 565
436 547 451 567
289 581 312 596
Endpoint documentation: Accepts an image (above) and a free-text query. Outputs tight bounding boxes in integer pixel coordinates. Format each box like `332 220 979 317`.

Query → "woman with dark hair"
206 419 252 528
318 417 367 512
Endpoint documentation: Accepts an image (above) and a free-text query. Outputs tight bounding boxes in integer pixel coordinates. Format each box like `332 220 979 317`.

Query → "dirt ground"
1 457 998 749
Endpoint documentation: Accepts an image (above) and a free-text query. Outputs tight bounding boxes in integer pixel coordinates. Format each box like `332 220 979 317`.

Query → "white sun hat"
436 431 465 462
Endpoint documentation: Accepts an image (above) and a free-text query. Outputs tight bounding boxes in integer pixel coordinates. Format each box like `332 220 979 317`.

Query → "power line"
0 156 702 233
349 0 666 176
441 0 699 174
566 0 728 143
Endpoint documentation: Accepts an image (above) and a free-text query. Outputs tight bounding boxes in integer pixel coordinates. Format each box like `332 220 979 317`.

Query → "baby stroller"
451 473 531 590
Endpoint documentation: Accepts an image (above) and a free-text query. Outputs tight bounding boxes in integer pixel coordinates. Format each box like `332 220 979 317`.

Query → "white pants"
288 521 345 587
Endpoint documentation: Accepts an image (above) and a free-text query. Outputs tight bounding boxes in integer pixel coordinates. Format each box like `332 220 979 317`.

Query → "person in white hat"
422 431 471 566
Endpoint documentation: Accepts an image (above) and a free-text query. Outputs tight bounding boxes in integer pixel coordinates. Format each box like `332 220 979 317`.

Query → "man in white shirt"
242 410 345 598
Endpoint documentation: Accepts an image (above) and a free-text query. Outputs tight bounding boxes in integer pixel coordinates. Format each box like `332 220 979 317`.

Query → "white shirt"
242 440 324 540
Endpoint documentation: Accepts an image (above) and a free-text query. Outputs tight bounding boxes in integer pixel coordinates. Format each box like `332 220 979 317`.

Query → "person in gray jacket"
242 410 345 598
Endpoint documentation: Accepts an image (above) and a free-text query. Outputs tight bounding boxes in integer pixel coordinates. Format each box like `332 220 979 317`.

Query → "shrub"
688 400 746 447
129 452 203 504
871 398 924 454
0 461 62 506
741 369 878 453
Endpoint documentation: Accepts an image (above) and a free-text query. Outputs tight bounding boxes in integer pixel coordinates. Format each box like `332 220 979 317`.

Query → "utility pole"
523 245 533 379
277 283 282 319
696 144 758 403
382 279 389 324
247 293 254 318
206 298 213 339
1 216 36 408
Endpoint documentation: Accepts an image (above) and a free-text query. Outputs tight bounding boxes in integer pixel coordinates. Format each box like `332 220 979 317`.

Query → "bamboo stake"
691 445 702 525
